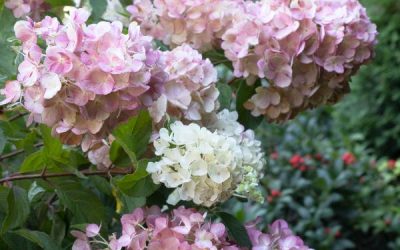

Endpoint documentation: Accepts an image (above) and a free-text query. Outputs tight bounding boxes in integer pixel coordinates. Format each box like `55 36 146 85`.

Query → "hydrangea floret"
150 44 219 124
5 0 45 20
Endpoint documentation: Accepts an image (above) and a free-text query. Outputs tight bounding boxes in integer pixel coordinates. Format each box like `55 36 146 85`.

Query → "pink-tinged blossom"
5 0 45 20
17 60 39 87
247 219 313 250
128 0 245 51
14 20 36 44
87 143 112 169
150 44 219 124
5 0 31 18
0 81 22 105
79 68 115 95
72 206 312 250
44 47 74 74
85 224 101 238
2 8 168 169
40 72 62 99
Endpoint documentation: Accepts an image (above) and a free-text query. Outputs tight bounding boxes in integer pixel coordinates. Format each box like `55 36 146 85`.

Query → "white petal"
41 73 61 99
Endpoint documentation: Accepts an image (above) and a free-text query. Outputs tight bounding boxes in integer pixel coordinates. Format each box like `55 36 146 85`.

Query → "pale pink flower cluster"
127 0 245 51
1 9 167 156
72 206 239 250
247 219 313 250
150 44 219 124
0 8 224 168
72 206 312 250
231 0 378 121
5 0 45 20
129 0 377 121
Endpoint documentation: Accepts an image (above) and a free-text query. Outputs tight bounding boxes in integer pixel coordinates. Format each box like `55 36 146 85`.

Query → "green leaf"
50 215 66 245
118 176 159 197
40 125 63 158
20 126 84 173
44 0 74 7
217 212 252 248
19 150 46 173
203 49 232 69
89 176 112 196
119 195 146 214
0 186 10 212
109 141 131 167
112 110 152 164
14 131 37 153
217 82 233 110
0 7 17 85
55 179 105 224
13 229 61 250
1 187 30 233
0 128 5 154
27 182 45 202
117 159 149 189
90 0 107 22
116 160 158 197
236 79 263 130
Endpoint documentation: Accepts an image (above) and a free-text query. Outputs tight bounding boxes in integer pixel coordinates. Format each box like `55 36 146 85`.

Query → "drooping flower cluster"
239 0 378 121
150 44 219 124
5 0 46 20
129 0 377 122
0 8 167 155
147 110 265 207
72 206 312 250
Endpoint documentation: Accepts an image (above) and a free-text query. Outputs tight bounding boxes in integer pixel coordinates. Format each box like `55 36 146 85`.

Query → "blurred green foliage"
228 109 400 250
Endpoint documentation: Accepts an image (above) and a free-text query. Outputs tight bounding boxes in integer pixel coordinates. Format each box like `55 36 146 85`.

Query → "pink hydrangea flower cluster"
0 8 224 168
127 0 245 51
72 206 312 250
230 0 378 121
1 8 167 155
150 44 219 124
129 0 377 122
247 219 312 250
5 0 46 20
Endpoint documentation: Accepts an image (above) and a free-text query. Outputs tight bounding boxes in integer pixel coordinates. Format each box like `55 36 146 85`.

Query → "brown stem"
227 77 239 85
0 168 133 184
0 142 44 161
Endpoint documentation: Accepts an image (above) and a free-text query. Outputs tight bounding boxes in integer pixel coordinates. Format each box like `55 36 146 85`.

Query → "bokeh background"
226 0 400 249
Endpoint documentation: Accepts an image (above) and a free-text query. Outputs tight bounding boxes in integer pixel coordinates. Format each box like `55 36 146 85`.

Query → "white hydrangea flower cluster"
147 109 265 207
207 110 265 175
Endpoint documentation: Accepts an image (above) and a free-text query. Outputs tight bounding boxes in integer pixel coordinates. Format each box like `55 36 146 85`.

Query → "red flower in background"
342 152 356 165
314 153 324 161
271 151 279 160
267 189 281 203
388 159 397 169
290 154 304 168
271 189 281 197
299 165 308 172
